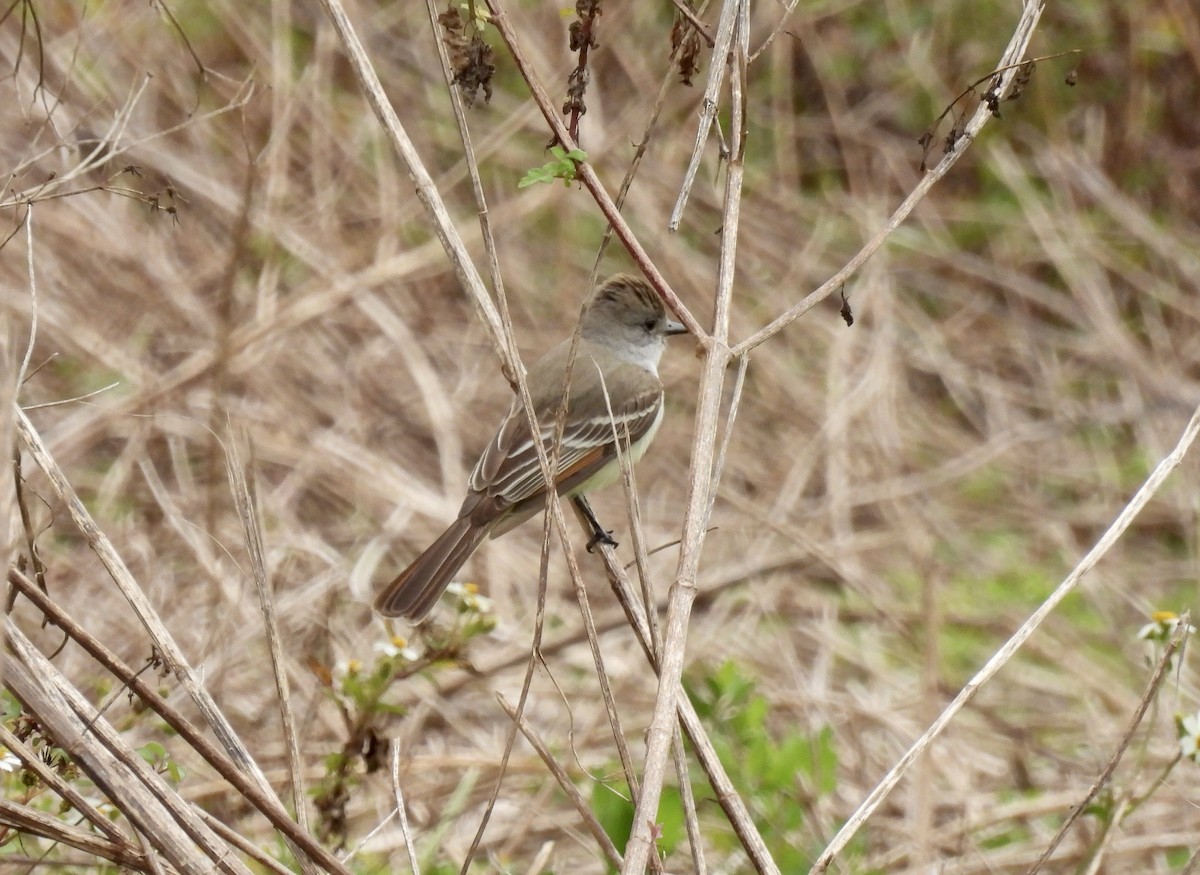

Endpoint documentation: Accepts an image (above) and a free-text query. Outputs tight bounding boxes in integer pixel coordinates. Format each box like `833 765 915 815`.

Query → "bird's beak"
664 319 688 337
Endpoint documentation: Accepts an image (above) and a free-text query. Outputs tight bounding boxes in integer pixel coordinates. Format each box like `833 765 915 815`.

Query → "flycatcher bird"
375 274 687 620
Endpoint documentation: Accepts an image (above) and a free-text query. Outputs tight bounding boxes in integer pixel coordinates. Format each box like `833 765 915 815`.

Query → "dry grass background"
2 0 1200 872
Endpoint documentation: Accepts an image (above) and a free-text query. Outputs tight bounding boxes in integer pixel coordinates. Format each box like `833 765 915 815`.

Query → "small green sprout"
519 146 587 188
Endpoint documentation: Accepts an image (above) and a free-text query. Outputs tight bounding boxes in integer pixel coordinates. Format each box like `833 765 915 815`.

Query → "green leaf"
518 148 588 189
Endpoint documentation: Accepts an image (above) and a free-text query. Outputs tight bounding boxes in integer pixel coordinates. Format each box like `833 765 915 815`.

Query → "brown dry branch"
586 525 779 874
734 1 1050 357
668 0 744 231
917 50 1081 172
748 0 800 63
600 409 706 872
0 798 148 870
387 739 422 874
591 0 714 281
565 353 761 870
560 506 645 801
196 809 303 875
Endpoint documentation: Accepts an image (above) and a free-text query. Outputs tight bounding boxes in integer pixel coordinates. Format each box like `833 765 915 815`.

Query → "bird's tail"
374 517 491 620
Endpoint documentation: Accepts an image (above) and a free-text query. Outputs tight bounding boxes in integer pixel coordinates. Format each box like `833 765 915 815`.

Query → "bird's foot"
586 529 618 552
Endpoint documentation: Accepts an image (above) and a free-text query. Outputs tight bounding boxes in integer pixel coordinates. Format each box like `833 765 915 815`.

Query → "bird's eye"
643 318 657 332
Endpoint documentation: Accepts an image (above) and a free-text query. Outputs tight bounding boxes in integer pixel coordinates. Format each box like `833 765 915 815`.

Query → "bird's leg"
572 496 618 551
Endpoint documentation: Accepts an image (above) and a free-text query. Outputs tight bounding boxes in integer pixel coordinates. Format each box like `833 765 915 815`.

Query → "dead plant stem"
622 2 746 868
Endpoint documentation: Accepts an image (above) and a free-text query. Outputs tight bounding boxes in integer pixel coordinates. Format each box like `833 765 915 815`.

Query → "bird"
375 273 687 620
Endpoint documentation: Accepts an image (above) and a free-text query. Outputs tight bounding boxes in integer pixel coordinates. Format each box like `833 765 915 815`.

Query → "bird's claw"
586 529 618 552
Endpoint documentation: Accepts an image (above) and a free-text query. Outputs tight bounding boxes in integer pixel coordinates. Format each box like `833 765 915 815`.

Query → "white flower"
1138 612 1196 643
446 581 493 614
332 658 362 683
374 636 421 661
1180 712 1200 763
1137 622 1161 642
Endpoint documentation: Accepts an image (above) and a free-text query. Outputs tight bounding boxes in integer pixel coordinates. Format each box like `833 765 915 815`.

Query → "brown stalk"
585 533 779 874
225 432 311 836
0 799 148 871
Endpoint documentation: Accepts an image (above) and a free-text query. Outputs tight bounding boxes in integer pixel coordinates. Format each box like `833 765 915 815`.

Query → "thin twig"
225 431 311 836
0 799 148 871
16 203 36 393
587 540 780 873
733 0 1048 358
193 809 298 875
601 371 707 874
1 75 254 209
423 0 507 313
497 693 624 871
748 0 800 62
389 740 422 875
670 0 714 47
668 0 741 231
705 354 747 523
1028 618 1189 873
592 0 714 278
21 380 121 409
564 504 644 798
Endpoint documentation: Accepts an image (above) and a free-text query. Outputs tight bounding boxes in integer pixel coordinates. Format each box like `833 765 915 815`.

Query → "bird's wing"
466 351 663 508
